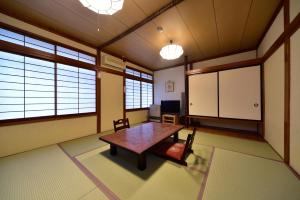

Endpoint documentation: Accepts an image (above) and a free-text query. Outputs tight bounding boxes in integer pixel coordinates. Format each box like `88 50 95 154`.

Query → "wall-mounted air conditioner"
101 53 125 70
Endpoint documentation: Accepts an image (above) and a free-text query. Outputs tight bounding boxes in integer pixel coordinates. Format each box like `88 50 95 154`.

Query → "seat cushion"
152 141 186 161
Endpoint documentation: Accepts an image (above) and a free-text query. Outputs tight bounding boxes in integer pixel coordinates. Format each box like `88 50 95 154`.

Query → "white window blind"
57 63 79 115
141 82 153 108
0 28 55 54
79 68 96 113
0 51 55 120
25 57 55 117
126 78 141 109
0 28 95 64
57 64 96 115
0 50 96 121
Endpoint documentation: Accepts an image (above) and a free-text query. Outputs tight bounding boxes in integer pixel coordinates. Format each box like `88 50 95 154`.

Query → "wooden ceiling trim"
155 48 256 71
212 0 221 54
239 0 254 49
175 7 205 57
0 7 97 49
186 58 262 75
98 0 185 49
256 0 284 49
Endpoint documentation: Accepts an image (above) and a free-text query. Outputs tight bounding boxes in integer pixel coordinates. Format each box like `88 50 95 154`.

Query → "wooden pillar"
184 56 189 127
96 50 101 133
283 0 290 164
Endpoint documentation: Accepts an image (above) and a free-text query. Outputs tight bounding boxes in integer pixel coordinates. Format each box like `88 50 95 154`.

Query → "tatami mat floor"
0 128 299 200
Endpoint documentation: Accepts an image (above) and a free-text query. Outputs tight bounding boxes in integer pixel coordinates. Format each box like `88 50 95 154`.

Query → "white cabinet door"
189 72 218 117
219 66 261 120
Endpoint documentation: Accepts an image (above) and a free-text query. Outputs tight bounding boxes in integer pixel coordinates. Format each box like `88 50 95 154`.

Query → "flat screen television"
161 100 180 114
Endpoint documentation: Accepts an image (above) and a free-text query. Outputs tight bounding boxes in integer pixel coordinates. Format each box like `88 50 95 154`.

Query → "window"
125 68 153 110
57 64 96 115
125 68 140 77
0 27 95 65
141 82 153 108
57 46 96 65
0 51 55 120
25 57 55 117
0 28 55 54
125 79 141 109
0 51 96 121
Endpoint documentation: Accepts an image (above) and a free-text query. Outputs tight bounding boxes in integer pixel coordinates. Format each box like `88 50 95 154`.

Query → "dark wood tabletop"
100 122 184 154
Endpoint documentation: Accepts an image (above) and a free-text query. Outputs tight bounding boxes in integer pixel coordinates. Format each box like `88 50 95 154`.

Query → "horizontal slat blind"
57 64 79 115
0 28 55 54
0 51 25 120
0 50 96 121
57 64 96 115
126 78 141 109
79 68 96 113
0 27 95 65
25 57 55 117
25 36 55 54
141 82 153 108
57 46 96 65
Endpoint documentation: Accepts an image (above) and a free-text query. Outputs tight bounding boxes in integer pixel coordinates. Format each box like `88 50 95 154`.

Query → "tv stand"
162 114 179 125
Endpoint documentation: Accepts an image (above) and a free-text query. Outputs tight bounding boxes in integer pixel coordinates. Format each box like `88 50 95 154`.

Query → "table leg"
138 153 146 170
110 145 117 155
173 132 179 142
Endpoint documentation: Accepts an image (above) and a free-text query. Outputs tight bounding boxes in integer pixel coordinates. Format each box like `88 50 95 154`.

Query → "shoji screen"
189 72 218 117
219 66 261 120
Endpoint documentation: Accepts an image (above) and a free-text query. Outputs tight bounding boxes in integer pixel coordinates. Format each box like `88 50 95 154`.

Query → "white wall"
258 8 284 57
264 45 285 158
193 50 256 69
154 66 185 114
290 28 300 175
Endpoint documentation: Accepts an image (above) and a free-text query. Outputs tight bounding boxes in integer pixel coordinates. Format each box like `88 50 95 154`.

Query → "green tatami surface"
0 127 299 200
0 145 106 200
202 148 300 200
179 129 282 161
59 130 113 157
76 144 213 200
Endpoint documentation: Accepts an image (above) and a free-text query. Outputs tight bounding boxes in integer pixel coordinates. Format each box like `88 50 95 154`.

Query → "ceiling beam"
98 0 185 49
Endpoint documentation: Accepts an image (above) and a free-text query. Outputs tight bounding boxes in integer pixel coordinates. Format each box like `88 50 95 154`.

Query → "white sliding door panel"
219 66 261 120
189 73 218 117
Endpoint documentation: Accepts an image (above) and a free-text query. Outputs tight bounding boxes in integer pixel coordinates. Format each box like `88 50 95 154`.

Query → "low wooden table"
99 122 184 170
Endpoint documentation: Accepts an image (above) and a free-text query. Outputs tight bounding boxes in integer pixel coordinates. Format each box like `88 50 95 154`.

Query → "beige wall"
290 29 300 174
0 116 97 157
126 110 148 125
193 50 256 69
290 0 300 22
258 9 284 57
264 45 285 158
100 72 124 132
0 13 97 55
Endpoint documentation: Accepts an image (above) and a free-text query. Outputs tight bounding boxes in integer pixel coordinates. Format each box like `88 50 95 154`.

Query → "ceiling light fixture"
160 40 184 60
79 0 124 15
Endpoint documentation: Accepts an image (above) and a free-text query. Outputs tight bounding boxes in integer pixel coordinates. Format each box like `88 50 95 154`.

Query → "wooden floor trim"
58 144 120 200
198 147 215 200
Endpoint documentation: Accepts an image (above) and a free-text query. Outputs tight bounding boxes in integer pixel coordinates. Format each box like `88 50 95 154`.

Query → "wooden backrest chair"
113 118 130 132
152 128 196 166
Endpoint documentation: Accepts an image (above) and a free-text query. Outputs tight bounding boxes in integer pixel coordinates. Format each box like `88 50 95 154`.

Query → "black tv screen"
161 100 180 114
